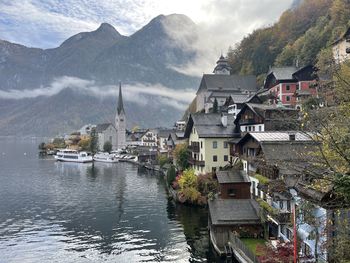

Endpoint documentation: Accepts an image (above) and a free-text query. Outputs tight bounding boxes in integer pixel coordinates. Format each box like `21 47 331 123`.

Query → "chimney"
288 133 296 141
221 113 228 127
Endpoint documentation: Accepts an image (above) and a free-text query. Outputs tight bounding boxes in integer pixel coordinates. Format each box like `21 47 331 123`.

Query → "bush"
158 155 170 168
197 173 218 196
178 169 197 190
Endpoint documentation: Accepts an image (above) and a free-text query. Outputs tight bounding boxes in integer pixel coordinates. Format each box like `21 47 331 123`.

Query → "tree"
173 143 189 170
166 165 176 186
103 141 112 153
89 128 99 154
212 98 218 113
78 138 91 151
38 142 46 150
178 169 201 203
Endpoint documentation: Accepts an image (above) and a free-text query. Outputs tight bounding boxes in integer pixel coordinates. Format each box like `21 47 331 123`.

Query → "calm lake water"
0 138 221 263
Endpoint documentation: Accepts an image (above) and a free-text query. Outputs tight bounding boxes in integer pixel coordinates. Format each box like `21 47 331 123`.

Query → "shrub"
178 169 197 190
197 173 218 196
158 155 170 168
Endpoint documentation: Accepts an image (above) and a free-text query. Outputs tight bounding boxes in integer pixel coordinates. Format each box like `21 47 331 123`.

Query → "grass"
241 238 266 256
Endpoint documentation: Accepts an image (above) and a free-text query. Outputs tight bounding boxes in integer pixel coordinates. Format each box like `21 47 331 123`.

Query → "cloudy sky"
0 0 293 49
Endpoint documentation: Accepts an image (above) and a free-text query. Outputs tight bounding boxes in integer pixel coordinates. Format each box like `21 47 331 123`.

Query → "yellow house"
184 113 238 175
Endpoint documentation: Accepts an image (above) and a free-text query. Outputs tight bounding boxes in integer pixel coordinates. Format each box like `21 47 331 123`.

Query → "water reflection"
0 139 220 262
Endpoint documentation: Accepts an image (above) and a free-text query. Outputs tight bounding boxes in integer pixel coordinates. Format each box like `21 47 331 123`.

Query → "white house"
96 123 117 151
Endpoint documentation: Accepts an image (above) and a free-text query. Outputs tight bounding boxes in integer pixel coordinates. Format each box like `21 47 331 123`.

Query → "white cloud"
0 0 292 50
162 0 294 76
0 76 196 110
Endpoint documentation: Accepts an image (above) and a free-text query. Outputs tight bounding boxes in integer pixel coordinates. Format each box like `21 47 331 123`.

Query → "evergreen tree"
89 128 99 154
103 141 112 153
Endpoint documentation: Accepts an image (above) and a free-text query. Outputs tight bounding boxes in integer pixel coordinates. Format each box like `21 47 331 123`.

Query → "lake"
0 138 221 262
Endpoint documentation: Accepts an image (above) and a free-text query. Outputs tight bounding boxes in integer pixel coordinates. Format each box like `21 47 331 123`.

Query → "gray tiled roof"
208 92 254 103
158 129 174 138
191 113 236 138
96 123 113 133
199 74 257 94
261 141 316 162
268 66 298 80
217 170 250 183
209 199 261 225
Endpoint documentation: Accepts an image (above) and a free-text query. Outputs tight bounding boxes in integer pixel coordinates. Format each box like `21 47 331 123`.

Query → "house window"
224 141 228 148
296 84 300 90
287 200 291 211
213 155 218 162
286 96 291 102
212 141 217 149
224 155 228 161
109 136 112 142
201 154 203 160
228 189 236 197
193 128 196 134
245 126 248 132
303 243 312 257
259 126 262 132
200 141 203 149
252 126 255 131
248 126 252 132
286 85 290 91
279 201 283 210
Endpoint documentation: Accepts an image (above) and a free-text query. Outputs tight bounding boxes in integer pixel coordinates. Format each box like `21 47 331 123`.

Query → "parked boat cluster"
54 149 137 163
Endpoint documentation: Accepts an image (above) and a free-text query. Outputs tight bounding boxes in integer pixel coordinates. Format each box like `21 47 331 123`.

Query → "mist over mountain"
0 14 199 136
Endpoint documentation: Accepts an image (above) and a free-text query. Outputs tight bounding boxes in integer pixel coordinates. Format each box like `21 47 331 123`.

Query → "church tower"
115 82 126 150
213 55 231 75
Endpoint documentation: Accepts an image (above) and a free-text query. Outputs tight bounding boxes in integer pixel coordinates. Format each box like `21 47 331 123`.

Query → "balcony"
188 158 205 166
258 199 292 224
239 118 257 125
188 142 200 153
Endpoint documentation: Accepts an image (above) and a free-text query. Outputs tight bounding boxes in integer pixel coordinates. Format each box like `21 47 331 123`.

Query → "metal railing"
228 232 260 263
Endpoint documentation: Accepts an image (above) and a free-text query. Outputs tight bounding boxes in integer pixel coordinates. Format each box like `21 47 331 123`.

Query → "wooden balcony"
188 158 205 166
188 142 200 153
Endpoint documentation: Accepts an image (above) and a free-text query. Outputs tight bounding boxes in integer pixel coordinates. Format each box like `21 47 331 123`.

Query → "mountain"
0 14 200 136
227 0 350 85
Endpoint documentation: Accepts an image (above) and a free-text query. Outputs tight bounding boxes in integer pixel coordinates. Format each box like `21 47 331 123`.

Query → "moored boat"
55 149 93 163
93 152 119 163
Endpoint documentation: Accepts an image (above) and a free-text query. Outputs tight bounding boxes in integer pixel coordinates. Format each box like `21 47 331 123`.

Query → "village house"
332 27 350 64
232 131 341 261
195 55 257 112
167 131 186 160
263 65 318 109
96 123 117 151
157 129 174 155
233 103 299 133
184 113 238 175
208 169 263 258
140 129 158 147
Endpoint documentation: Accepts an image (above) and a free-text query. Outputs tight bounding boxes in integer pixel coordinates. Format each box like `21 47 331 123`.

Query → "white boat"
55 149 93 163
93 152 119 163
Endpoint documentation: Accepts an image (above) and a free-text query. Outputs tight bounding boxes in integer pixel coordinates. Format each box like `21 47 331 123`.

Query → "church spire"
117 82 125 115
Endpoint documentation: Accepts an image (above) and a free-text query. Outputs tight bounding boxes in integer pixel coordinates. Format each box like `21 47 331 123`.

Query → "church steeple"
213 54 231 75
117 82 125 115
115 82 126 150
